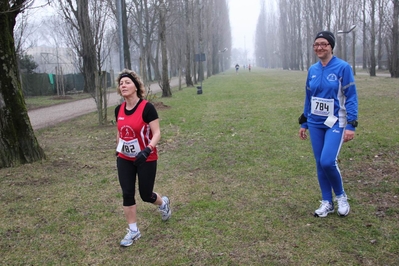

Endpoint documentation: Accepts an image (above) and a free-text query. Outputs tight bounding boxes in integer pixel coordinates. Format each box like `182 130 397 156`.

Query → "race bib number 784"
311 97 334 117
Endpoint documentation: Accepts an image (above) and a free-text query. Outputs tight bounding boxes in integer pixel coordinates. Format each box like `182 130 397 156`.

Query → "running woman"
299 31 358 218
115 69 171 246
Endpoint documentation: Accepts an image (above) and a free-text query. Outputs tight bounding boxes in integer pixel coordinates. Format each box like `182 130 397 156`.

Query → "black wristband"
298 113 307 124
347 120 358 127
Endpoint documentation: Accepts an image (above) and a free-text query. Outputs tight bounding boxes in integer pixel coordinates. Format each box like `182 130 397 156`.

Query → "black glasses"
313 43 330 49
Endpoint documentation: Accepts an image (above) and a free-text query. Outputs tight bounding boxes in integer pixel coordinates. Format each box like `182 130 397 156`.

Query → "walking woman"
115 69 171 246
299 31 358 217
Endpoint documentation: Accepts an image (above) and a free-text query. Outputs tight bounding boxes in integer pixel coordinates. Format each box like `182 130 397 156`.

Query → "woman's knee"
140 192 157 203
123 194 136 206
319 157 337 171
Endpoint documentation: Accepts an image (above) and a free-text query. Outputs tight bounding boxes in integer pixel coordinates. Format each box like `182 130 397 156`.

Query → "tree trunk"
391 0 399 77
134 0 146 82
77 0 98 93
369 0 376 76
0 0 46 168
197 0 204 82
159 0 171 97
362 0 368 69
121 0 131 70
184 0 194 87
377 0 384 70
279 0 289 70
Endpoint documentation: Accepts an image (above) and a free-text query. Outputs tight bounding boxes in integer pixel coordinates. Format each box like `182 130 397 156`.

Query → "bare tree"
303 0 314 68
14 10 34 56
391 0 399 77
130 0 147 82
377 0 385 69
58 0 114 124
0 0 46 168
362 0 368 69
205 0 230 75
196 0 204 82
58 0 97 93
121 0 131 69
159 0 171 97
278 0 289 69
342 0 349 61
92 0 113 124
184 0 194 86
167 1 185 89
129 0 161 86
255 1 268 68
369 0 377 76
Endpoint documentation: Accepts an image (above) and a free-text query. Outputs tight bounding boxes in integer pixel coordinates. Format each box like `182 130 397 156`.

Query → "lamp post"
337 25 356 75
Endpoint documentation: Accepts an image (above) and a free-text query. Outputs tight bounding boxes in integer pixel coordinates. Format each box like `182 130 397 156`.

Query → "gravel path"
29 77 184 130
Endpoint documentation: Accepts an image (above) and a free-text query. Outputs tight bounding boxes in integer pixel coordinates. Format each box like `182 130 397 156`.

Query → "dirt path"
29 77 184 130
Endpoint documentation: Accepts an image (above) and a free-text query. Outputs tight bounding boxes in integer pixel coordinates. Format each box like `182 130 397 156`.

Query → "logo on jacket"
327 74 338 81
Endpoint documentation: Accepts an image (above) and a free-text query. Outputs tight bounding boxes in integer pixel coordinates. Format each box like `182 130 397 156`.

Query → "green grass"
1 68 398 265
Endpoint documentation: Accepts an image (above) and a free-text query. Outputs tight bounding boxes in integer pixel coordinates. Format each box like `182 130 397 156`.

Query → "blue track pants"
308 124 346 203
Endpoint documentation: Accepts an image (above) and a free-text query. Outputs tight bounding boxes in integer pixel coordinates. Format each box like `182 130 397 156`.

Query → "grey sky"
229 0 261 57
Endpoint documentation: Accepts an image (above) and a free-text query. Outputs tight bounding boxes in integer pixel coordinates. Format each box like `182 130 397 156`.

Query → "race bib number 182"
116 138 141 157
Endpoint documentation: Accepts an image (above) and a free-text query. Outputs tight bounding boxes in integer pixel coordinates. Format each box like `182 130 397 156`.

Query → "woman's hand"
299 128 308 140
344 130 355 142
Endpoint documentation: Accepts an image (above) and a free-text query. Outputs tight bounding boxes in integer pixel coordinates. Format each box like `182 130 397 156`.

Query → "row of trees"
1 0 232 168
18 0 232 89
254 0 399 78
15 0 232 119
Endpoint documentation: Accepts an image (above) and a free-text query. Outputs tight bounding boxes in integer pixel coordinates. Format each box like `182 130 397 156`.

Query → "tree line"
16 0 232 94
254 0 399 78
4 0 397 168
0 0 231 168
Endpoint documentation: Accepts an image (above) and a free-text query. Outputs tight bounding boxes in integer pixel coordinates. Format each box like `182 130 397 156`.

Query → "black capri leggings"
117 157 157 206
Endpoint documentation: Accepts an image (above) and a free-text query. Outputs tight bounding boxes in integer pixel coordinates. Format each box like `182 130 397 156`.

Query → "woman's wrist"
148 144 155 151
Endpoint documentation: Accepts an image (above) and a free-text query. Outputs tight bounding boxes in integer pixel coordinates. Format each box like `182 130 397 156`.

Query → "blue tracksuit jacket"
301 56 358 130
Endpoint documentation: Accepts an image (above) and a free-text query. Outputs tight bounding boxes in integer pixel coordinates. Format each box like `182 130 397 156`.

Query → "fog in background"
24 0 267 69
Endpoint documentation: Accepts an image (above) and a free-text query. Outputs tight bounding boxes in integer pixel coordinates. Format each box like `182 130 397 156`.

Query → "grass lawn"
1 68 398 265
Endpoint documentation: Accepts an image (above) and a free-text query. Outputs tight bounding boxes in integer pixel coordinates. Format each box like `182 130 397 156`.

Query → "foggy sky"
229 0 261 58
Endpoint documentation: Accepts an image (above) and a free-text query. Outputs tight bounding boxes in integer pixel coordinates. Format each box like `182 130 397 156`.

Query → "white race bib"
116 138 141 158
311 96 334 117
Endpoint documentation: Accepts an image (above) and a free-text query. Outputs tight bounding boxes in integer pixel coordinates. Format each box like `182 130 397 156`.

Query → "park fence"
21 72 112 96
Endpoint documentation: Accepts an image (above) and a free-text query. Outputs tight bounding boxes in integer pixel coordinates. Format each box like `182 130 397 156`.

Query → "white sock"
128 223 138 232
160 200 166 209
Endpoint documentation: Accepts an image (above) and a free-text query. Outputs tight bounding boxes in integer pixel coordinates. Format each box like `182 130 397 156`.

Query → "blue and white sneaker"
336 195 350 216
159 196 171 221
314 200 334 217
120 228 141 247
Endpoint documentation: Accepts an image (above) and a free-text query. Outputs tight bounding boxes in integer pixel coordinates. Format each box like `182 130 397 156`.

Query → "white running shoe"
314 200 335 217
120 228 141 247
336 194 350 216
159 196 171 221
